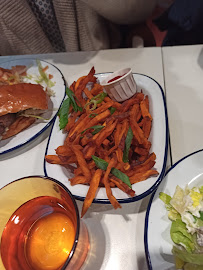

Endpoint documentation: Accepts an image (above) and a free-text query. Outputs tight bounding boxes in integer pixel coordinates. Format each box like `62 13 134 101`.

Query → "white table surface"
162 45 203 165
0 46 175 270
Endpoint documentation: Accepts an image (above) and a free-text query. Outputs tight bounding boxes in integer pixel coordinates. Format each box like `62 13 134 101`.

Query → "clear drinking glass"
0 176 89 270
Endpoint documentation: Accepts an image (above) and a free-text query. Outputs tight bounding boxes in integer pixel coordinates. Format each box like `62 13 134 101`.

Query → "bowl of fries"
101 68 137 102
44 67 169 217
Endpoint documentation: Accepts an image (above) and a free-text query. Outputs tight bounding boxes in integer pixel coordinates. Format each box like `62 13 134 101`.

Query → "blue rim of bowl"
144 148 203 269
0 58 66 155
44 72 169 203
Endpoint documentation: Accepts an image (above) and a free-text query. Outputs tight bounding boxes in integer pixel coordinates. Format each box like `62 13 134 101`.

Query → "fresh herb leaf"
58 98 71 130
89 113 98 118
92 155 132 188
92 155 108 170
92 126 104 135
109 107 116 115
81 125 104 135
66 87 82 112
123 127 133 163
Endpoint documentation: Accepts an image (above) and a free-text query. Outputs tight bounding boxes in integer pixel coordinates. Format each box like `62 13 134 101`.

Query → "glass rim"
0 175 80 270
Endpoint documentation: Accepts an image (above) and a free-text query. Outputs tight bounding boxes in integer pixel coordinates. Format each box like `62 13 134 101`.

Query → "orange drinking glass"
0 176 89 270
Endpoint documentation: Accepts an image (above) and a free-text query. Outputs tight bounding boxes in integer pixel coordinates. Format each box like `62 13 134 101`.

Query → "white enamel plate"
0 58 66 155
145 149 203 269
44 73 168 203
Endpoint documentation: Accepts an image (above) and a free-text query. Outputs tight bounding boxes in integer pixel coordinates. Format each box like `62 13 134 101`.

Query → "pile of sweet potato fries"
45 67 159 217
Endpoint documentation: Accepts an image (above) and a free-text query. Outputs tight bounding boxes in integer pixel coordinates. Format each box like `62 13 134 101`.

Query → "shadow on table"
76 200 107 270
76 194 151 269
34 51 98 66
197 48 203 69
76 196 148 221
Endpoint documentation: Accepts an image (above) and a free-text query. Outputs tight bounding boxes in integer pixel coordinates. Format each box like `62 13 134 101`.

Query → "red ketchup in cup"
107 73 126 83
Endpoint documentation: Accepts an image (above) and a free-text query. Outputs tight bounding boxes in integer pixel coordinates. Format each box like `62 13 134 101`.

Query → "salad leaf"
170 220 195 253
123 127 133 163
159 192 172 205
199 186 203 194
175 255 185 269
92 155 132 188
58 98 71 130
172 246 203 266
184 263 203 270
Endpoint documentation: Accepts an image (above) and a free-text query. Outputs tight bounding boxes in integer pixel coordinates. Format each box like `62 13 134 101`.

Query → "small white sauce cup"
101 68 137 102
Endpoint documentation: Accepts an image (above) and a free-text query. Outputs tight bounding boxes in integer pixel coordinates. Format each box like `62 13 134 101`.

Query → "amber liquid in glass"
1 196 76 270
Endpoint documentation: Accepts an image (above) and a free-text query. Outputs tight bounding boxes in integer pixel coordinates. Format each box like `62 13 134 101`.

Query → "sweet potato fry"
135 92 144 102
83 144 96 160
142 117 152 139
75 67 96 101
103 157 121 209
71 145 91 181
129 169 159 184
86 109 111 129
130 103 140 124
83 87 94 99
65 112 78 132
104 96 122 110
57 155 77 164
130 117 145 145
140 96 152 120
95 119 118 147
90 83 103 96
115 148 123 163
81 169 103 217
69 81 76 92
120 97 139 113
75 76 86 90
126 160 156 176
56 145 82 156
45 155 73 165
81 134 93 146
70 175 90 186
89 100 114 115
68 114 89 138
134 146 149 156
110 177 135 197
114 119 129 147
102 139 110 146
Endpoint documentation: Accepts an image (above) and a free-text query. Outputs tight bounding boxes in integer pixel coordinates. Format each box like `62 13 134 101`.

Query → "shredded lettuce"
21 114 49 121
36 59 55 88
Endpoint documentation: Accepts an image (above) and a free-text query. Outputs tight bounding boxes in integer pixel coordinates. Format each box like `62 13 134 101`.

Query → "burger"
0 83 48 140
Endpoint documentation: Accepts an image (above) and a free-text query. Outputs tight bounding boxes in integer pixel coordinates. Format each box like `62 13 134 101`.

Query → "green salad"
160 185 203 270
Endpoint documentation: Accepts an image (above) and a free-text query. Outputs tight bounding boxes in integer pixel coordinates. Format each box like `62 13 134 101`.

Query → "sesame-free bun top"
0 83 48 116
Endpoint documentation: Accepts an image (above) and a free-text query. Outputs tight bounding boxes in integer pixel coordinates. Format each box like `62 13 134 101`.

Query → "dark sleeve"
154 0 203 46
